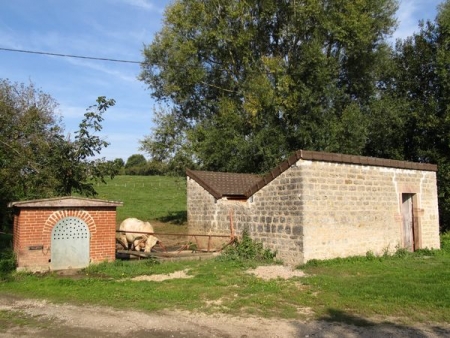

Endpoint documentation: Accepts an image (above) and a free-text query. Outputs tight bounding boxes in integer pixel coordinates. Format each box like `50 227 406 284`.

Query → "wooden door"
402 194 415 251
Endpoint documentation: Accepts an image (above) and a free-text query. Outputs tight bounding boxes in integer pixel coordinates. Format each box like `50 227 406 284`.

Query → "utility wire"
0 47 141 64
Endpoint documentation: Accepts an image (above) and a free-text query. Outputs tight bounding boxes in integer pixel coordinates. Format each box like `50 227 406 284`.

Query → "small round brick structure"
8 197 122 272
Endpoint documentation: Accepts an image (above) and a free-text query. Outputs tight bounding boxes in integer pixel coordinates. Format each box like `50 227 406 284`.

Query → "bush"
0 249 15 279
441 232 450 253
220 230 276 262
0 233 15 278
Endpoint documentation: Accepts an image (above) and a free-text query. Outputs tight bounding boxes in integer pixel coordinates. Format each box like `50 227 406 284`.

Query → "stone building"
186 150 440 265
9 197 122 271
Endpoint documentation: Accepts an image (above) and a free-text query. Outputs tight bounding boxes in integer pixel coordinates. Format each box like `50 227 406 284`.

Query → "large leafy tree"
0 79 117 228
140 0 398 173
0 80 60 205
380 0 450 231
139 106 197 175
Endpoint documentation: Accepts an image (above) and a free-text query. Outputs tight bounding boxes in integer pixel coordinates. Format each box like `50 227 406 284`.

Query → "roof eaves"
190 150 438 200
243 149 438 198
298 150 438 172
186 168 223 199
8 196 123 208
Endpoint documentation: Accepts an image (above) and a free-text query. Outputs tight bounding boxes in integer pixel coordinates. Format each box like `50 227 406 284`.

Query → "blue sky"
0 0 444 162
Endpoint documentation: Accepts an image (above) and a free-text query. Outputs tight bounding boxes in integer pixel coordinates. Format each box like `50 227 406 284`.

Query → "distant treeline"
119 154 182 176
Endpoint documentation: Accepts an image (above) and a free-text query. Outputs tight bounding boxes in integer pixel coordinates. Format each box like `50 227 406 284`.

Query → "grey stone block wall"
187 159 440 265
298 160 440 261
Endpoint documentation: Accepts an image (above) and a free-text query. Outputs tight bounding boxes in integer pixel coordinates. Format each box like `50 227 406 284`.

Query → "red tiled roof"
187 150 438 199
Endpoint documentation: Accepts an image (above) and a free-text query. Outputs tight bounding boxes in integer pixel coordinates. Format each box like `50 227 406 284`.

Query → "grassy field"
92 175 187 225
1 238 450 324
1 175 450 326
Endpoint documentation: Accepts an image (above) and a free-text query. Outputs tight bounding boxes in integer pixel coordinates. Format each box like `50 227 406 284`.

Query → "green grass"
1 236 450 325
301 256 450 322
0 309 55 332
92 175 187 224
0 259 304 317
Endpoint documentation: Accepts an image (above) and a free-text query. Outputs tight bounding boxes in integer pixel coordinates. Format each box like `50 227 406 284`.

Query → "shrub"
220 230 276 262
0 249 16 279
441 232 450 254
393 246 410 258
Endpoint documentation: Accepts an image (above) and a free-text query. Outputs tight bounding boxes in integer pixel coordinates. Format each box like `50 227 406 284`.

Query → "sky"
0 0 445 162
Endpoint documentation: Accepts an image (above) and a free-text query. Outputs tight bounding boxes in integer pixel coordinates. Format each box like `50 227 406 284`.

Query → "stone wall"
187 177 238 250
187 167 305 265
187 159 440 265
298 160 440 261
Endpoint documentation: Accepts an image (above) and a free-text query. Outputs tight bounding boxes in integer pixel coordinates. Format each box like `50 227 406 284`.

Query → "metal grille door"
51 217 90 270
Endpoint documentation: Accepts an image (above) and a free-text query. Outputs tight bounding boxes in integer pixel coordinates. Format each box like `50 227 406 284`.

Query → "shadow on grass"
158 211 187 225
321 308 375 327
293 308 450 337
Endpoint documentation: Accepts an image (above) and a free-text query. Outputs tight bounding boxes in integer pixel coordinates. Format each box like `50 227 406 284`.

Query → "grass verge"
1 234 449 325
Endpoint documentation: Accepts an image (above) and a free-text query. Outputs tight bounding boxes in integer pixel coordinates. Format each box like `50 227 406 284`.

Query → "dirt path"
1 294 450 338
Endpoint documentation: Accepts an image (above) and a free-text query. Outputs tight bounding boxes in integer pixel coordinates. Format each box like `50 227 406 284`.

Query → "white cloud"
394 1 420 40
125 0 154 10
117 0 164 13
59 104 86 120
63 57 139 83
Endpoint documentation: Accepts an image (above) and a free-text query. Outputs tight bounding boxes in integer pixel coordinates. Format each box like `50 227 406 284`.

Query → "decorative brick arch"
42 209 97 248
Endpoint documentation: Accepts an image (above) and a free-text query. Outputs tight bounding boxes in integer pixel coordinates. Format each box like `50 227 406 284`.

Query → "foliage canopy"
140 0 398 173
140 0 450 231
0 79 118 228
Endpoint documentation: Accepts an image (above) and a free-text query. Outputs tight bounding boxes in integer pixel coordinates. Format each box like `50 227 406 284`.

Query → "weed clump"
300 233 450 268
441 232 450 253
220 230 276 262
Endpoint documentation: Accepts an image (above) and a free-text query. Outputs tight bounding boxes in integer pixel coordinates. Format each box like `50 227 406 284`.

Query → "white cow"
118 218 159 253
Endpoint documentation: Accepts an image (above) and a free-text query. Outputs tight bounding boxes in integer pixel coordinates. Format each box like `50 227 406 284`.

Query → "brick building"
187 150 440 265
9 197 122 271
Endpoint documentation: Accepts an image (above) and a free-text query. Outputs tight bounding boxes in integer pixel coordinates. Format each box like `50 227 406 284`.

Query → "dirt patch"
127 269 193 282
120 265 306 283
246 265 307 280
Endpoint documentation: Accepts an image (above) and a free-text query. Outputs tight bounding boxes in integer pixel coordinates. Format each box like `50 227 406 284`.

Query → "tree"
124 154 147 175
0 80 117 228
0 79 61 227
140 0 398 173
373 0 450 231
139 106 197 175
113 158 125 168
48 96 118 197
125 154 147 168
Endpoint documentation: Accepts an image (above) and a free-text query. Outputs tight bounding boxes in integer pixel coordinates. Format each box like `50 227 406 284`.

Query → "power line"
0 47 141 64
